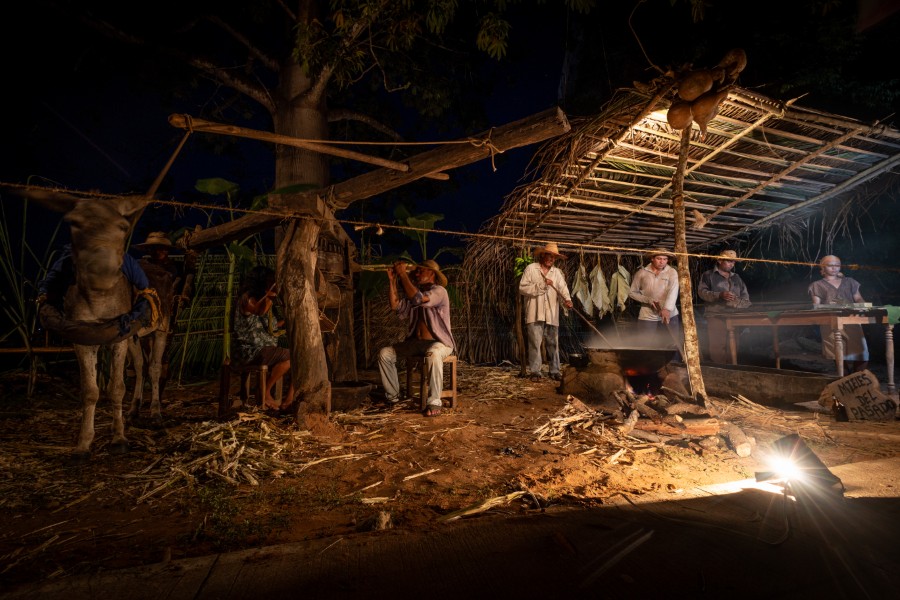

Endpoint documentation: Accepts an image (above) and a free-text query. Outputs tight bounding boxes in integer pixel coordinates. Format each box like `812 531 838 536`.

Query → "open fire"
561 347 678 410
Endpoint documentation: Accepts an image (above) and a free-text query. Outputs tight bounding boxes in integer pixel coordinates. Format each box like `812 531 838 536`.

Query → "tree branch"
273 0 296 21
305 13 374 106
204 15 281 72
327 109 403 141
79 14 275 114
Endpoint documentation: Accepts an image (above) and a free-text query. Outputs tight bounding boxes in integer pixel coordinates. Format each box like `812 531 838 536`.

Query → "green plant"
193 482 275 550
513 248 533 278
169 178 289 380
0 196 62 348
392 205 464 264
0 193 65 395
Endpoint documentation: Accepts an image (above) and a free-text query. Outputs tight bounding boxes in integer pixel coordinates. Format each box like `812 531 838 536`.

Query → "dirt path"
2 363 899 592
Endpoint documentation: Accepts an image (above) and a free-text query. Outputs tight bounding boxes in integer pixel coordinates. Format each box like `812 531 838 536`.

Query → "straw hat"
644 247 674 259
534 242 567 260
716 249 738 261
134 231 182 253
416 259 448 287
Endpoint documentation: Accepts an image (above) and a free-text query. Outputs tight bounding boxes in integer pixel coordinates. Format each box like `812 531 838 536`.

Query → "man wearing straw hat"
378 259 455 417
519 242 574 383
698 248 751 363
132 231 197 392
133 231 196 315
628 247 682 357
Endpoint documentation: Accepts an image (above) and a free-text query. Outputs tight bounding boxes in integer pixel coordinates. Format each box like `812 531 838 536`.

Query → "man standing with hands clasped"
519 242 574 382
377 259 455 417
698 249 751 363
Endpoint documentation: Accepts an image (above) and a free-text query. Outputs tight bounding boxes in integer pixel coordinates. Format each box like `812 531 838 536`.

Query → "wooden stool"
217 358 282 418
406 354 458 410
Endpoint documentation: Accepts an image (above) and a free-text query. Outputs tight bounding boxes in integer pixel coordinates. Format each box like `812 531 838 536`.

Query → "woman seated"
232 266 294 411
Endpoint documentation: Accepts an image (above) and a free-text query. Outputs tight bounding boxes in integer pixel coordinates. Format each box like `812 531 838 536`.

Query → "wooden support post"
672 127 708 405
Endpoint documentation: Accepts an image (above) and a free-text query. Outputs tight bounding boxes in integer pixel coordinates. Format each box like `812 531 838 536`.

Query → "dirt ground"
2 360 900 592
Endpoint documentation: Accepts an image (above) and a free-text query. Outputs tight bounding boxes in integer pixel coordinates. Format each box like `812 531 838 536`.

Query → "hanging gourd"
691 88 729 140
676 68 724 102
667 99 693 129
717 48 748 84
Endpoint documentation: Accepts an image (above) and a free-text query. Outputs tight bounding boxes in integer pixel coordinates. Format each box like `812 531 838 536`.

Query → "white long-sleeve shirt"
628 264 680 322
519 262 572 326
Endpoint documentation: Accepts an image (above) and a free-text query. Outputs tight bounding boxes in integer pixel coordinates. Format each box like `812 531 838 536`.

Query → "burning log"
722 422 752 457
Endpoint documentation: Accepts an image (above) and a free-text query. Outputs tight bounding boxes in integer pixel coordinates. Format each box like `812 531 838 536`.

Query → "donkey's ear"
2 186 81 214
117 195 149 228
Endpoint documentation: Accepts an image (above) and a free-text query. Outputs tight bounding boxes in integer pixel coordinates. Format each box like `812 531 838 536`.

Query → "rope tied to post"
468 127 502 172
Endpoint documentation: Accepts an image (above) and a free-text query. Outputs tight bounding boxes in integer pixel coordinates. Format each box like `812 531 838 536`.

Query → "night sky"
2 1 899 268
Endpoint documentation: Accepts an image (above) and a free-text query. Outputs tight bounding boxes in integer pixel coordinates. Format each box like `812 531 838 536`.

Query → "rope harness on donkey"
39 287 162 346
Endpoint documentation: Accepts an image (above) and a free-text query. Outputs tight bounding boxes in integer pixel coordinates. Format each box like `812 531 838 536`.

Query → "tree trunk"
278 219 331 416
272 59 354 413
672 128 708 404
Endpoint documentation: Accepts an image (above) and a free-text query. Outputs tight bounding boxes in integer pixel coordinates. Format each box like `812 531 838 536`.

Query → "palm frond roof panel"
486 82 900 254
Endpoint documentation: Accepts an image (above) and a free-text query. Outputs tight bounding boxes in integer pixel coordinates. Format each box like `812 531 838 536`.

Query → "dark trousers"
638 316 683 361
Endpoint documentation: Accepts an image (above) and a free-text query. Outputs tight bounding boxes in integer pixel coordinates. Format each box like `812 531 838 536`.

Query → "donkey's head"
64 196 146 291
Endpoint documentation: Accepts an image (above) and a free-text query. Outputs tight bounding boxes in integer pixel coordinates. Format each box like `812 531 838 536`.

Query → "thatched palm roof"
479 80 900 254
456 79 900 365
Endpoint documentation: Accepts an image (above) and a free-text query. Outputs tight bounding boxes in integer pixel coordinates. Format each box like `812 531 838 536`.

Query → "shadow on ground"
7 467 900 600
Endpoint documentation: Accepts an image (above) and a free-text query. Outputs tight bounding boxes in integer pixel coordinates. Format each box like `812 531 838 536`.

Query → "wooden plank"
633 417 719 436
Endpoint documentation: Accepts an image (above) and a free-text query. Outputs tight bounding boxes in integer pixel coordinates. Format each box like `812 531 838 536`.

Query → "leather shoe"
550 373 562 381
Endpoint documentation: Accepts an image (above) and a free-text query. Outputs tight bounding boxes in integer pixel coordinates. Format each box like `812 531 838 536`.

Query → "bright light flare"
767 456 804 483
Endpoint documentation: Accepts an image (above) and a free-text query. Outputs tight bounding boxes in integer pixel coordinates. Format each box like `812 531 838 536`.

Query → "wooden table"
709 307 895 394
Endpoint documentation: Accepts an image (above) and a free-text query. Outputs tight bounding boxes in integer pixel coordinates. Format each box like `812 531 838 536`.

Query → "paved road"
5 457 900 599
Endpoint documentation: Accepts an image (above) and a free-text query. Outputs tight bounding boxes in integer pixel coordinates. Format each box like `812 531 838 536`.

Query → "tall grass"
0 194 64 393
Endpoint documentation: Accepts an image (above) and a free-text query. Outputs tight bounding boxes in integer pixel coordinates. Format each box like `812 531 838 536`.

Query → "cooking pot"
581 347 676 375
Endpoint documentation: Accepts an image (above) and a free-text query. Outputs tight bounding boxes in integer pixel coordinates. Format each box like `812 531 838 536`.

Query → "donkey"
27 190 150 461
126 260 174 427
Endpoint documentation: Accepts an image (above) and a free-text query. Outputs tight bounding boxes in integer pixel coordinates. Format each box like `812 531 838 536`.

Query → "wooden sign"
818 370 897 421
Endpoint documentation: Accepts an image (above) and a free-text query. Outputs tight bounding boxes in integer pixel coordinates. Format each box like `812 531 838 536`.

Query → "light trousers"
377 338 454 406
526 322 560 377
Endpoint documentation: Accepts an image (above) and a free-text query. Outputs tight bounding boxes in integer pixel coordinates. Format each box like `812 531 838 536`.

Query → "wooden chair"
405 354 458 410
217 358 282 418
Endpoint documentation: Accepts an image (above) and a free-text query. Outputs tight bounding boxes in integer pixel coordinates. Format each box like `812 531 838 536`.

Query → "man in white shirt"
628 248 682 356
519 242 574 382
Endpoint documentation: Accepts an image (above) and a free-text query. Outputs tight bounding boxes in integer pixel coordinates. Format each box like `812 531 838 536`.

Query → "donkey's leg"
127 337 144 422
147 329 168 425
107 340 130 453
73 344 100 460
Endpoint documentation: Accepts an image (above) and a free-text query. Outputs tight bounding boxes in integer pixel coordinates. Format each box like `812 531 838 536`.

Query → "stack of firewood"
538 390 755 458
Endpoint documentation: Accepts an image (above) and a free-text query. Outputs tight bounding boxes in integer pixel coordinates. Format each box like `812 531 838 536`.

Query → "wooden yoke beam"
181 107 571 251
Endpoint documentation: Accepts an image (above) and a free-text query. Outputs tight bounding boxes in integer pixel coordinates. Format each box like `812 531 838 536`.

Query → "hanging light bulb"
376 225 384 235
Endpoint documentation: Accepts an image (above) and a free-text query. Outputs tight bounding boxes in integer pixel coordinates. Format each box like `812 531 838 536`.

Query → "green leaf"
195 178 240 196
405 212 443 231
